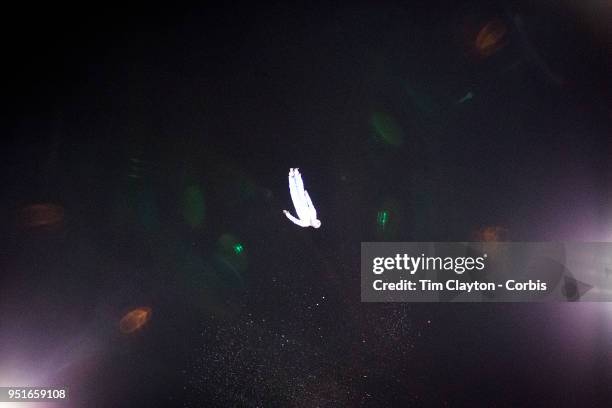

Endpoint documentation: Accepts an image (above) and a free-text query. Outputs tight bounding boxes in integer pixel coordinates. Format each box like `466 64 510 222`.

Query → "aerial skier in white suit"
283 168 321 228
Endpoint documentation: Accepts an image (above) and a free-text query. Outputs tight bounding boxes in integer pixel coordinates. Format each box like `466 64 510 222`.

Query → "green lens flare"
217 233 248 282
370 112 405 146
233 243 244 255
377 210 389 229
182 185 205 228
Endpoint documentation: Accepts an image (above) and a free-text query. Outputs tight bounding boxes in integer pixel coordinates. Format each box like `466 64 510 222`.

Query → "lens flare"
475 20 507 57
216 233 247 284
182 185 205 228
18 203 64 229
232 243 244 255
370 112 405 146
119 307 152 334
377 210 389 230
473 225 507 242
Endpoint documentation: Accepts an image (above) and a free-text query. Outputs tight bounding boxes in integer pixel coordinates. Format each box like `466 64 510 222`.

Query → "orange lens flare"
474 225 507 242
475 20 507 56
18 203 64 228
119 307 152 334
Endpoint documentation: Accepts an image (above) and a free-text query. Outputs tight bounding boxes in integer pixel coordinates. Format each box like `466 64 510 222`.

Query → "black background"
1 1 611 406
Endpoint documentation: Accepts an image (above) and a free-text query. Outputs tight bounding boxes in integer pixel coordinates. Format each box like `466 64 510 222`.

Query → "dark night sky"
0 2 611 407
